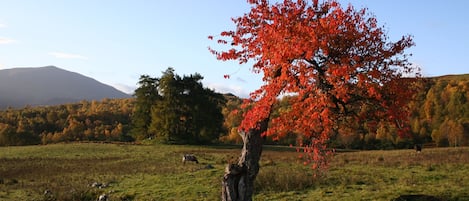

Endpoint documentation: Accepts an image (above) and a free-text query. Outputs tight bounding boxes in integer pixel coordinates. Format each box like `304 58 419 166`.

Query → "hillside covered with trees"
0 74 468 148
410 74 469 147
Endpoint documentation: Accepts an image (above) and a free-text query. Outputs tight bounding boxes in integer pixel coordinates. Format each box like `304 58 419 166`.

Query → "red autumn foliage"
210 0 420 170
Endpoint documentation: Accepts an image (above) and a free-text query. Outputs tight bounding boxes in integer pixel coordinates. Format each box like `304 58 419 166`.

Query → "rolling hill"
0 66 131 109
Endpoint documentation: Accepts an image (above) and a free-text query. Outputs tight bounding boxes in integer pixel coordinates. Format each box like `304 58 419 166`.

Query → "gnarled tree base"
221 164 246 201
221 119 268 201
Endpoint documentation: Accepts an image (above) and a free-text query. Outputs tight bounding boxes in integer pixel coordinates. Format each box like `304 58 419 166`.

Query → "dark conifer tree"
131 75 160 140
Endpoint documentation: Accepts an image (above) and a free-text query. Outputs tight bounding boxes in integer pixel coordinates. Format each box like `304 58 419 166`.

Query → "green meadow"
0 143 468 201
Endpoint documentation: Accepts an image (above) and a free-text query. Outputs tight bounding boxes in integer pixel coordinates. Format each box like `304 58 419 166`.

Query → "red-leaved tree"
209 0 420 200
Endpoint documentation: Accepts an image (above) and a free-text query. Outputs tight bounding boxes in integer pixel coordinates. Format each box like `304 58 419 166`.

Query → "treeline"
331 75 469 149
0 98 134 146
0 73 468 148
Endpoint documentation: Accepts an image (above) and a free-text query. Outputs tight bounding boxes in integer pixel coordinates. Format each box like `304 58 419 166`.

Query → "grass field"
0 143 468 201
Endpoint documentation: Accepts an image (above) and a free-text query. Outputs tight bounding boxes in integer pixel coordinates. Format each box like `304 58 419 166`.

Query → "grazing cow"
414 144 422 153
182 154 199 164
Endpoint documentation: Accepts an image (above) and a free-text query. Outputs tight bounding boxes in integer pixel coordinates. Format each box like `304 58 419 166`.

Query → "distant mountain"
0 66 131 109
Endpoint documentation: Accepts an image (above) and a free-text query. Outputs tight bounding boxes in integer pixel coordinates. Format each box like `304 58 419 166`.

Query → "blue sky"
0 1 468 97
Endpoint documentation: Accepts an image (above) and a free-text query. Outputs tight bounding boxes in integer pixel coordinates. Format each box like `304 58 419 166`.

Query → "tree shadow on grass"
393 193 469 201
392 194 442 201
392 194 469 201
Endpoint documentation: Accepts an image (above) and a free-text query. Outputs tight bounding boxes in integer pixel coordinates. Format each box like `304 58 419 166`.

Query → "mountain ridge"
0 66 131 109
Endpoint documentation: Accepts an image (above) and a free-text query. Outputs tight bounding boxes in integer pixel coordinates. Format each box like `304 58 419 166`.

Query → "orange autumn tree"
210 0 420 200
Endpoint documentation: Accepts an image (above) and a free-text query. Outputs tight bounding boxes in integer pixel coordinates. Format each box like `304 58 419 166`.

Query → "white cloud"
0 37 16 44
49 52 88 60
112 83 136 95
207 82 250 98
0 23 6 28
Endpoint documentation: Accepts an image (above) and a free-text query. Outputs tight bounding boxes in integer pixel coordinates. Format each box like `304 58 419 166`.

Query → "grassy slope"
0 143 468 201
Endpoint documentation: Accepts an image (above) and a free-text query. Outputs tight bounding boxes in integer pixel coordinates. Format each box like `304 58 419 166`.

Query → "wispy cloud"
0 37 16 44
0 23 6 28
49 52 88 60
236 77 247 83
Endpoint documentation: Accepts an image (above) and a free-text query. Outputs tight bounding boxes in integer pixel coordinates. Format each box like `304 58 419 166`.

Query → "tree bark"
221 118 269 201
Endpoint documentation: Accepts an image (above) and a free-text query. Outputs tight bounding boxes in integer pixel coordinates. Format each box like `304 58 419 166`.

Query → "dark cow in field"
414 144 422 153
182 154 199 164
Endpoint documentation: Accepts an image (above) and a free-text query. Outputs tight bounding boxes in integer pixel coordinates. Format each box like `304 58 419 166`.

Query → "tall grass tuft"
255 165 314 192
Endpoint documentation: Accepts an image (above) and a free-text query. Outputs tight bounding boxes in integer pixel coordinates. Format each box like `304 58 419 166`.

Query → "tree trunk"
221 118 268 201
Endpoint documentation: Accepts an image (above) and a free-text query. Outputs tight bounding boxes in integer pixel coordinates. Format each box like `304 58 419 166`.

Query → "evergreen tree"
149 68 226 144
149 68 184 143
131 75 160 140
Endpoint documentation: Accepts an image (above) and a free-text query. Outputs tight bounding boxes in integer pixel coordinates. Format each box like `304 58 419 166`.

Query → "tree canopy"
131 75 160 140
135 67 226 144
210 0 420 170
